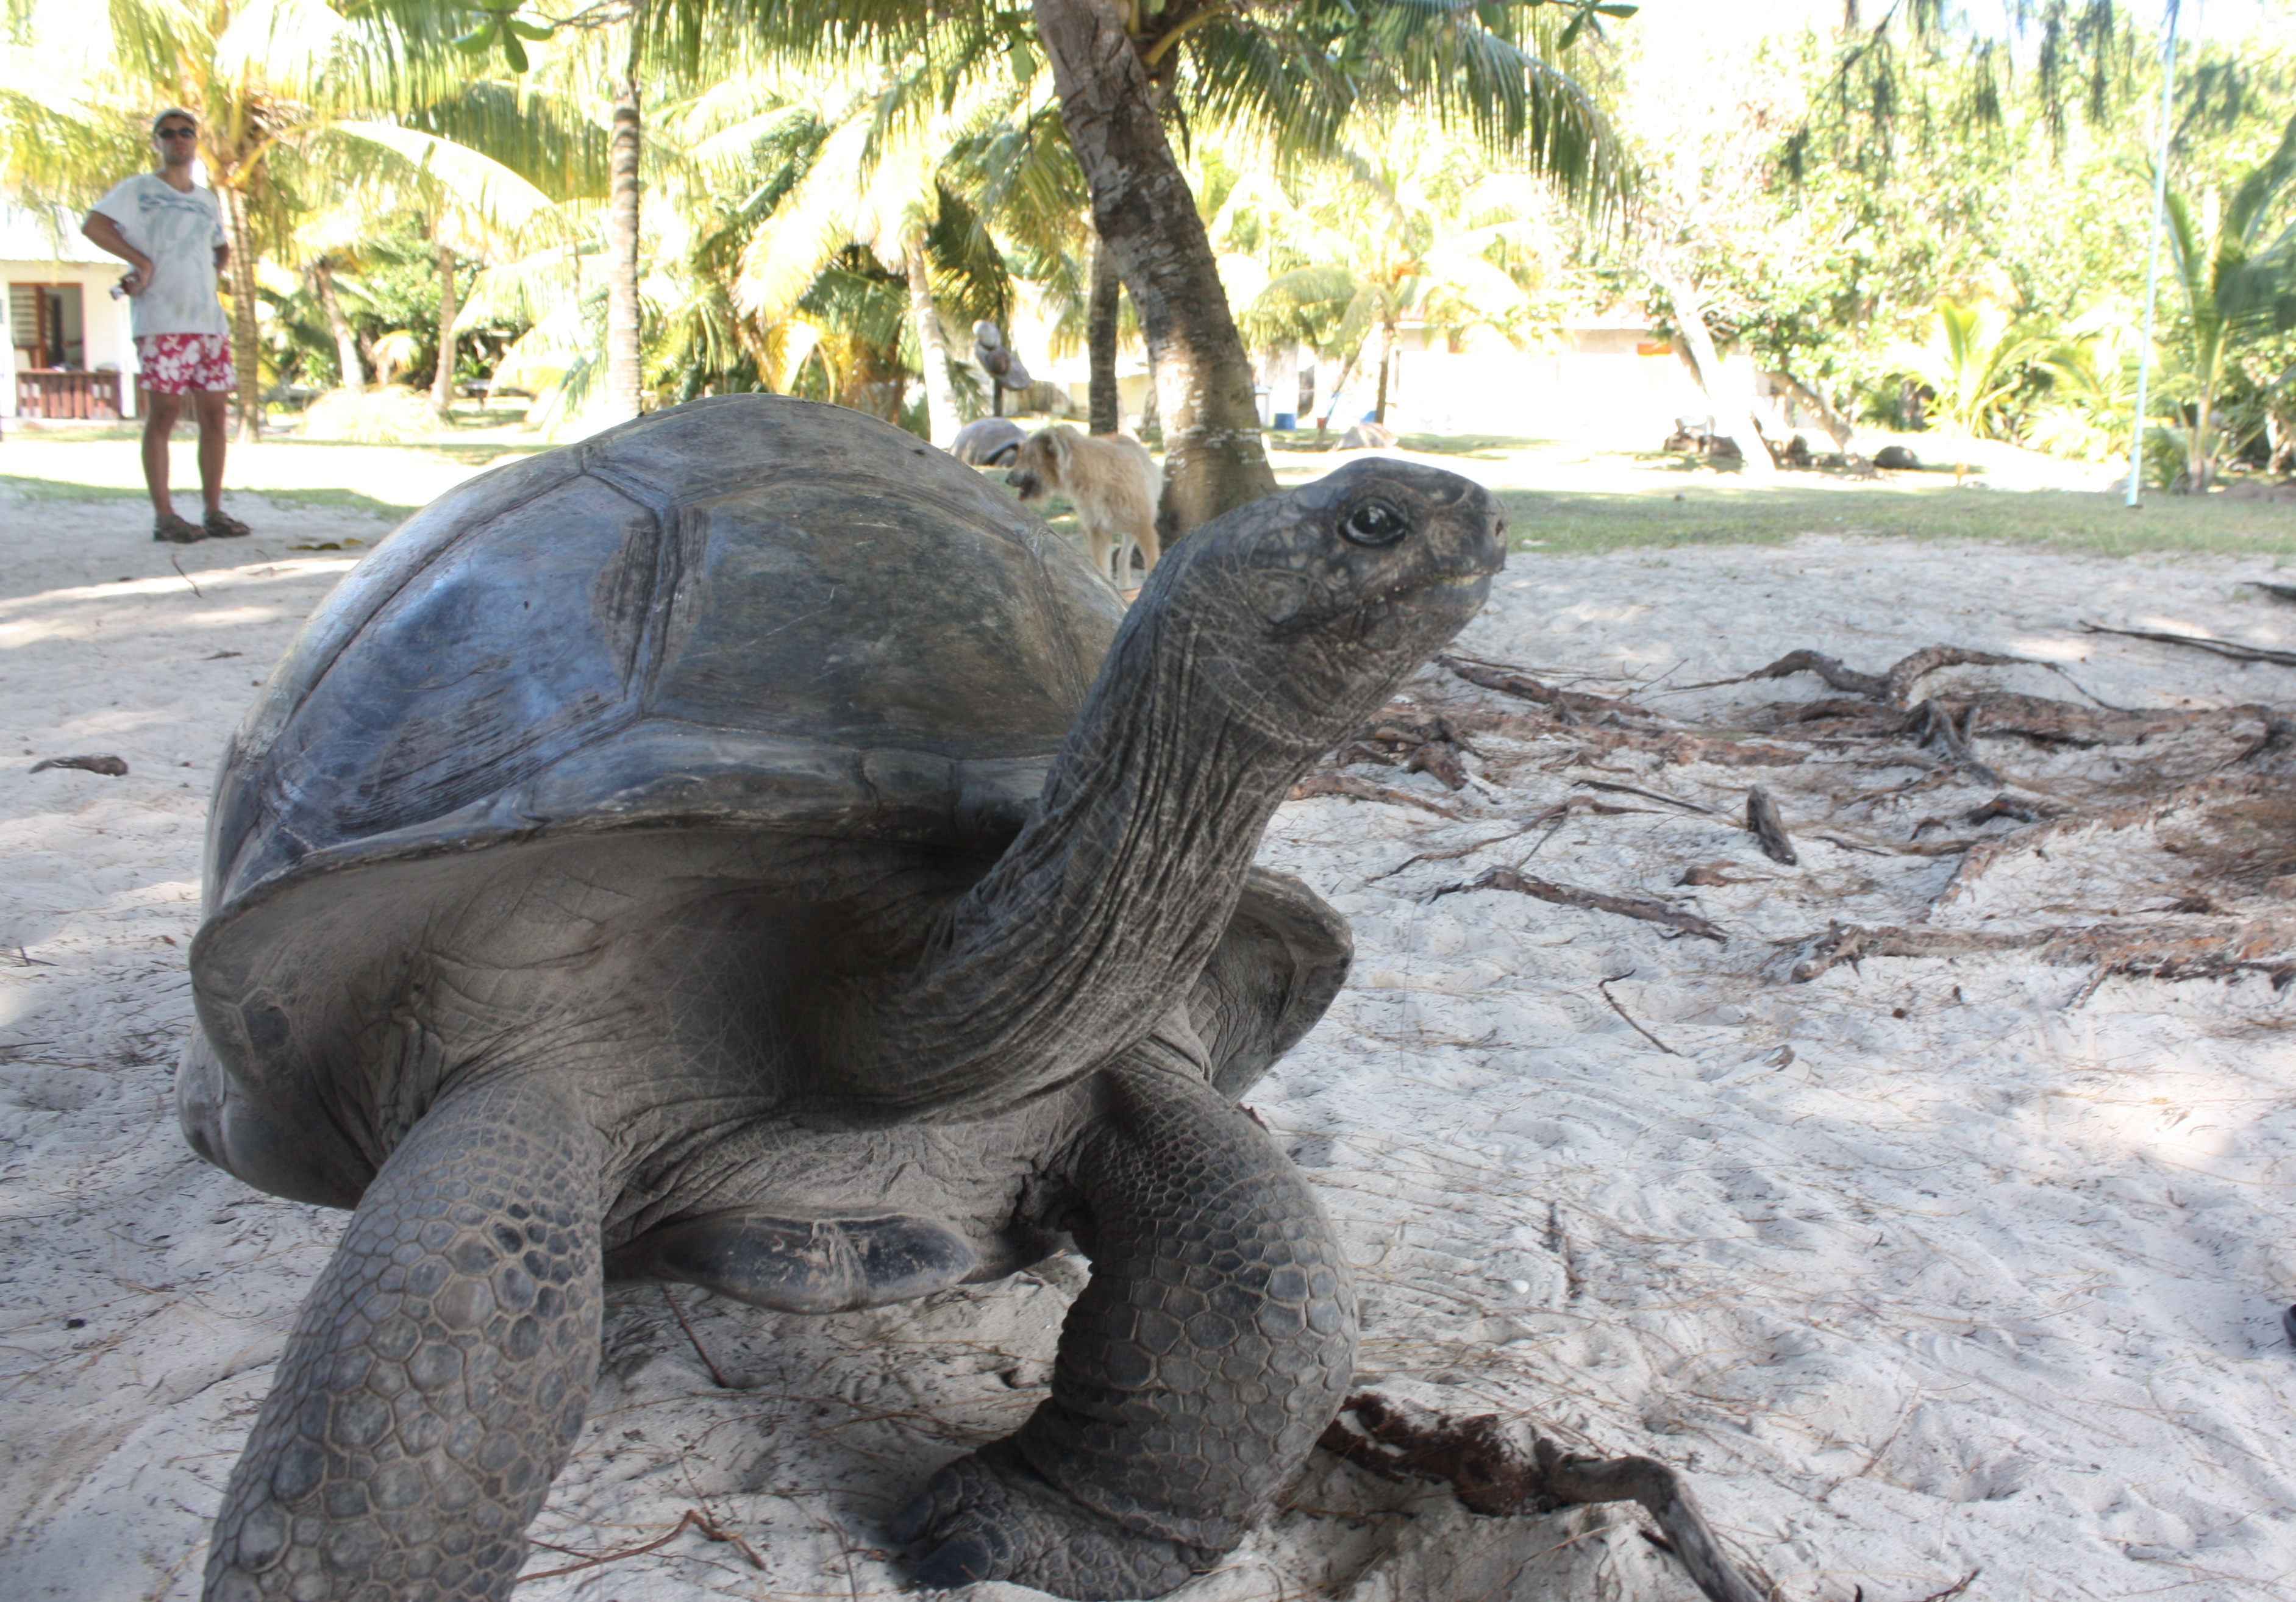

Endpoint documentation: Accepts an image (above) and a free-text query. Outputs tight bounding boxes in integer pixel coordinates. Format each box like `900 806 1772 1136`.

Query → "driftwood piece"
1780 916 2296 986
1745 786 1799 864
2081 619 2296 669
1288 773 1463 819
1319 1392 1767 1602
29 754 129 777
1433 866 1728 943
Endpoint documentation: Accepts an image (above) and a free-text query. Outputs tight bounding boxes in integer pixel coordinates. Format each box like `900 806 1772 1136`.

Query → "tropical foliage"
3 1 2292 498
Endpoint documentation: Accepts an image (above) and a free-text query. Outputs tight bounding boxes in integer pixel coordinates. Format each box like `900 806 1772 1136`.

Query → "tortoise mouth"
1299 547 1501 629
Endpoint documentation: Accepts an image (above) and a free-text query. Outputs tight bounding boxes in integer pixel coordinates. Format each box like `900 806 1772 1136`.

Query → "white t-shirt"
89 173 228 338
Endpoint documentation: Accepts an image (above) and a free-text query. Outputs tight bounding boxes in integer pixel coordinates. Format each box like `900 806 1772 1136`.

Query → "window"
10 282 85 369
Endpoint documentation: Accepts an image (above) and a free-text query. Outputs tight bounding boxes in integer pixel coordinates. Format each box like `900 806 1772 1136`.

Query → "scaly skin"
203 1078 601 1601
896 1056 1356 1597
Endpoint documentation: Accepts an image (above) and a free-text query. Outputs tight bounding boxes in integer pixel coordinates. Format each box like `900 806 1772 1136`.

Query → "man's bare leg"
194 391 228 516
143 393 185 520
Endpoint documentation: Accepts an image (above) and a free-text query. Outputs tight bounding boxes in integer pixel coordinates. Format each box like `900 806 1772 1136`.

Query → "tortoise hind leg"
893 1058 1355 1600
203 1077 602 1602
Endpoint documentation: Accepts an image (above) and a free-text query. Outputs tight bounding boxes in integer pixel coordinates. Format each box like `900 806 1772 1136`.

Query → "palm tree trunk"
1087 230 1121 434
604 6 646 422
1373 321 1393 425
1032 0 1275 543
312 260 363 392
430 244 458 416
904 235 961 446
221 184 262 443
1658 269 1775 478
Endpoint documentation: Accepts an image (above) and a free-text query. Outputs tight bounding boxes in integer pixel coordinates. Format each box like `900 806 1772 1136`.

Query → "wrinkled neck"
852 603 1319 1119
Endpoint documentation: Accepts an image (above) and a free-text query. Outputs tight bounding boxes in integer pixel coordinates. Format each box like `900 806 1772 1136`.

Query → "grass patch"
0 473 143 503
1391 432 1558 458
0 473 419 519
1499 486 2296 560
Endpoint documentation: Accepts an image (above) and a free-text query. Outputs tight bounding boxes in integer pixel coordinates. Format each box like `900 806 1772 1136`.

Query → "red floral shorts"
135 333 234 394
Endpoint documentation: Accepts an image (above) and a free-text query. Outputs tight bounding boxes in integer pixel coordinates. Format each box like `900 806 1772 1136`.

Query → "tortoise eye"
1341 500 1409 546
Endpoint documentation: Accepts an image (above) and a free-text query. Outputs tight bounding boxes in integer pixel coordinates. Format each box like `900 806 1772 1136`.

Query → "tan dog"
1005 425 1162 585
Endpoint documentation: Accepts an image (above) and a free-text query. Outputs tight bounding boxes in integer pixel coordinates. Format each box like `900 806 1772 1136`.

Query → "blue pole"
2126 0 2181 508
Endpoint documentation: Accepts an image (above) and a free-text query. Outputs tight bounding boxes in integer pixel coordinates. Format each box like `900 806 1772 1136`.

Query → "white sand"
3 475 2294 1601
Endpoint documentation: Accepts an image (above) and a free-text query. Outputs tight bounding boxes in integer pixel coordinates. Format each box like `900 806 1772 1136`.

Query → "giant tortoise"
179 394 1505 1600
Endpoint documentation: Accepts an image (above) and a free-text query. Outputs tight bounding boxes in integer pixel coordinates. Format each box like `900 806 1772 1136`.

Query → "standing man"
82 108 251 544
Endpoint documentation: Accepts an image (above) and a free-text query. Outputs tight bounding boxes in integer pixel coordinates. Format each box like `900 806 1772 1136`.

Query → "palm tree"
2158 110 2296 488
730 69 997 445
1904 297 2047 443
1229 125 1557 429
316 119 585 413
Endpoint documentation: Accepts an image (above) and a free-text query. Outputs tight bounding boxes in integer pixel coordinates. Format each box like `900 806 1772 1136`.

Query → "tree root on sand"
1320 1391 1769 1602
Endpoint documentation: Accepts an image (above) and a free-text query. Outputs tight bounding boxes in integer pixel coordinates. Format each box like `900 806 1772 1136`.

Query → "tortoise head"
1132 457 1506 750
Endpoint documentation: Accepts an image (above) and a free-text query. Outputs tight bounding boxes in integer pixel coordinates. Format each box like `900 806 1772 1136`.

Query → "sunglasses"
155 126 196 140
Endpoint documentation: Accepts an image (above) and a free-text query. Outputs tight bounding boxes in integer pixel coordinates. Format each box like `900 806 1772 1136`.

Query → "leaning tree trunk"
220 182 262 441
1658 269 1775 478
1767 365 1853 450
430 243 458 416
311 260 364 391
1087 230 1122 434
603 6 645 422
904 234 961 446
1372 321 1394 425
1033 0 1275 544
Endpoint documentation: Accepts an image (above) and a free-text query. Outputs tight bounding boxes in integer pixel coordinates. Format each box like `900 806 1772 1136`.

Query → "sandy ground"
3 465 2294 1602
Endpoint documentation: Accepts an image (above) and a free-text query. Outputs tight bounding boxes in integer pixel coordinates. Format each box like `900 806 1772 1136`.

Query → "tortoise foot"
893 1439 1215 1600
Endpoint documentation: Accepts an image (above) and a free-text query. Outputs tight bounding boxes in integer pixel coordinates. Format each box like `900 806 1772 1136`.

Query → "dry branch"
1432 866 1728 943
1440 655 1655 722
1691 645 2036 708
2081 619 2296 669
1881 646 2033 705
1288 773 1464 818
1575 777 1725 816
1599 970 1678 1055
1779 916 2296 986
1319 1392 1767 1602
518 1508 766 1582
1908 700 2003 786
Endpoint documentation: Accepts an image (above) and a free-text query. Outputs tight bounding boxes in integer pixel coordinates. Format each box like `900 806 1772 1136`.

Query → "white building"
2 205 139 421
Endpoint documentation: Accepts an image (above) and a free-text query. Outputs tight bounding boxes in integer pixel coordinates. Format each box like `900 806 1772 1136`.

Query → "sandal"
203 510 251 539
152 513 205 544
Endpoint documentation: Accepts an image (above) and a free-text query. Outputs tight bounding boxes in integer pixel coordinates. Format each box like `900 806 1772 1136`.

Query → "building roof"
0 204 116 266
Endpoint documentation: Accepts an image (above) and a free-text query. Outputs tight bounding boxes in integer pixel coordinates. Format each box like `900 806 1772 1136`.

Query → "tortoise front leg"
203 1077 603 1602
894 1059 1355 1599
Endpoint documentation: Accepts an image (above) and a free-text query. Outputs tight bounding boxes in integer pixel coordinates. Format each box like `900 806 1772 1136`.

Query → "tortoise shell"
185 396 1346 1203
